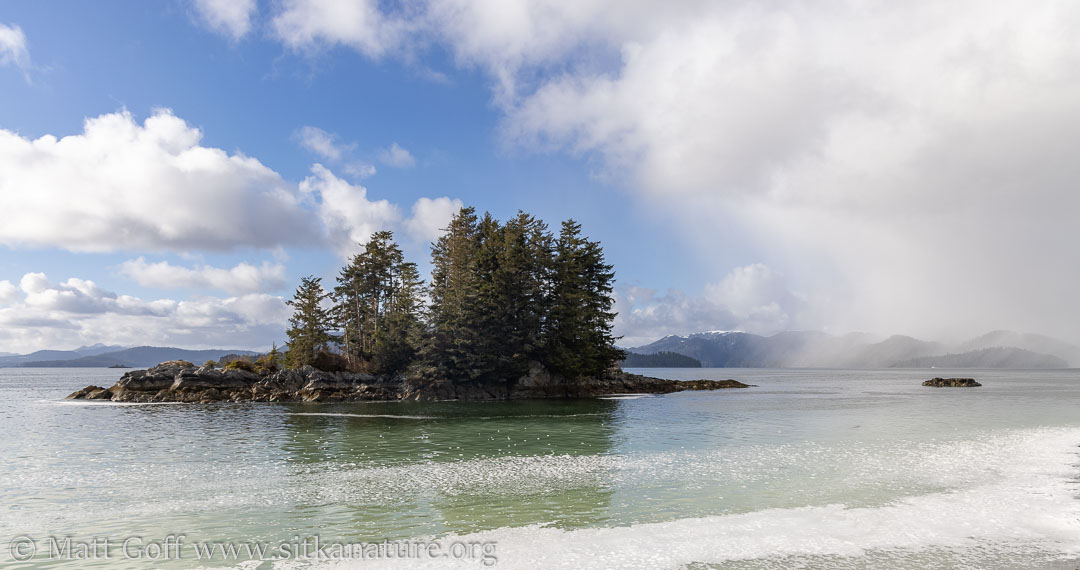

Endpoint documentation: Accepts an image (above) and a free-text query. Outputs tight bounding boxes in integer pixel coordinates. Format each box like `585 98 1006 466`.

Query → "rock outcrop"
922 377 982 387
67 360 752 403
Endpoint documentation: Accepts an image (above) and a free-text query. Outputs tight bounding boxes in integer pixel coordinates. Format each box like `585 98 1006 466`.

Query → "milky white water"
2 367 1079 568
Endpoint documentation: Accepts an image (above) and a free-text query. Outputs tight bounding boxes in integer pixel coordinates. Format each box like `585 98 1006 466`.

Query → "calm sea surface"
2 367 1080 568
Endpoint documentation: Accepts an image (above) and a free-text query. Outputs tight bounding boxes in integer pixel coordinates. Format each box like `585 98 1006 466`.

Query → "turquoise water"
2 367 1080 568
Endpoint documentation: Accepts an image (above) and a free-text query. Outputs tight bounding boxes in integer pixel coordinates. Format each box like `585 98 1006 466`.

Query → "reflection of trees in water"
279 399 623 537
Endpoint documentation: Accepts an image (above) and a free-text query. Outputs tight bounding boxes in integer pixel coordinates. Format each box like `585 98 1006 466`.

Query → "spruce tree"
458 212 509 382
423 207 480 378
482 211 552 379
371 251 425 375
332 259 363 369
333 231 423 374
434 211 551 384
284 207 623 382
544 219 624 378
285 276 335 368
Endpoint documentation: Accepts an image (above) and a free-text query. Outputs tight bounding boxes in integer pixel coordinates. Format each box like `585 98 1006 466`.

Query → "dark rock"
301 390 329 402
146 360 196 378
303 373 358 392
259 369 305 392
923 377 982 387
116 370 173 392
171 371 249 391
87 387 114 400
111 389 157 403
558 372 752 397
511 361 567 398
197 388 223 402
402 377 454 401
222 368 261 385
355 383 400 400
67 385 107 400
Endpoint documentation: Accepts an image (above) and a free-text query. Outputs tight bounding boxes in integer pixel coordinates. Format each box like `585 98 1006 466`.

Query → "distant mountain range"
5 329 1075 370
0 343 128 366
0 346 259 368
626 330 1079 369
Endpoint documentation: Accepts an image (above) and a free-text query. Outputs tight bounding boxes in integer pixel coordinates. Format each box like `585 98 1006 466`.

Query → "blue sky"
2 1 1079 352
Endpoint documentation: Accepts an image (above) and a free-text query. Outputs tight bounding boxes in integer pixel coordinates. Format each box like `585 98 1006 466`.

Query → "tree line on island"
620 351 703 368
282 207 625 386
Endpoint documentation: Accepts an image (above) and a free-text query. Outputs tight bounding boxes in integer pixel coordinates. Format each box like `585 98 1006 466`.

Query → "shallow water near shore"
2 367 1080 568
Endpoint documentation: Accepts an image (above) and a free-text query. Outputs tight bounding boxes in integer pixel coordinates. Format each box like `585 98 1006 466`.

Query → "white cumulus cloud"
295 126 376 179
377 142 416 168
0 109 322 253
0 22 29 71
118 258 287 295
299 164 463 254
296 125 349 161
0 280 18 305
18 274 168 316
0 272 288 353
404 196 464 243
299 163 402 256
19 272 51 295
193 0 257 40
272 0 414 58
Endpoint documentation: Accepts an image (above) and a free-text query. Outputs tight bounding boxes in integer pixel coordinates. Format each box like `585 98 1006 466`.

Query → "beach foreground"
3 367 1079 568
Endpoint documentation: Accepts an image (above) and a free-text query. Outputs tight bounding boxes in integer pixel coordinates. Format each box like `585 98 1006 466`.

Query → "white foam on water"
284 426 1080 570
598 394 651 400
289 412 438 420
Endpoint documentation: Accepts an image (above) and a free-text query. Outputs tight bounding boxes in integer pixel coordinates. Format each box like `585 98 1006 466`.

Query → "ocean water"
2 367 1080 568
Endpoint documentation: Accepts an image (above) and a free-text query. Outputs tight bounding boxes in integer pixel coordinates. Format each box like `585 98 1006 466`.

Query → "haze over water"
3 367 1080 568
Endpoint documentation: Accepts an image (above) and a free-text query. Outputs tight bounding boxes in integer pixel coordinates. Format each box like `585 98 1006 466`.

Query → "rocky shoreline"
922 377 982 387
67 360 752 403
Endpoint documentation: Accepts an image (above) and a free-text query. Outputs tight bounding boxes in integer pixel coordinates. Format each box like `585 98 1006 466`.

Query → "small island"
620 351 703 368
922 377 982 387
68 209 751 403
68 360 750 403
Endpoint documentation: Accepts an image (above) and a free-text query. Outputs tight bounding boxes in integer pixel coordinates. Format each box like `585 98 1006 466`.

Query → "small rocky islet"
922 377 982 387
67 360 752 403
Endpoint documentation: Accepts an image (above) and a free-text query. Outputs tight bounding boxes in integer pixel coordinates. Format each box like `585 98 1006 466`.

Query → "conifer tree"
285 276 335 368
510 211 556 360
475 211 552 380
334 231 424 374
284 207 623 383
457 212 509 381
372 258 425 374
423 207 480 378
544 219 624 378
